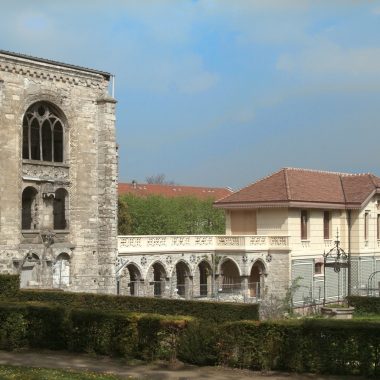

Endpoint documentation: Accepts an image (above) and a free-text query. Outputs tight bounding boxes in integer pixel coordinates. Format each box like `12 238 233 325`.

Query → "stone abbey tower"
0 50 118 293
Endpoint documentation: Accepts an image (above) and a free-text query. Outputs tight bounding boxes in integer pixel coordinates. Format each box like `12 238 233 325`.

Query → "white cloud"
277 42 380 77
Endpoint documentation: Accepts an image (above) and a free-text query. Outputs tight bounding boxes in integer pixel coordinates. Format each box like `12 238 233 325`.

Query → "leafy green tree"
118 198 132 234
118 194 225 235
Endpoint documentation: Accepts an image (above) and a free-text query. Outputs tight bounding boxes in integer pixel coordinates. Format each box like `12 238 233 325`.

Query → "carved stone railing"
118 235 289 254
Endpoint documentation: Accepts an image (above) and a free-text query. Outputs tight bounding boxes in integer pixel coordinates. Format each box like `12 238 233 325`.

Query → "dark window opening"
152 263 166 297
42 121 52 161
53 122 63 162
301 210 308 240
53 188 68 230
323 211 330 239
22 123 29 159
22 187 38 230
315 262 323 275
30 118 40 160
22 102 65 162
365 211 369 240
175 262 190 297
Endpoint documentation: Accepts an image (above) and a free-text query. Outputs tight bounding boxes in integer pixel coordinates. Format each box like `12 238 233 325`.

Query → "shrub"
0 301 380 376
0 308 27 350
178 320 219 365
347 296 380 314
0 275 20 299
0 302 191 362
217 319 380 377
14 290 259 322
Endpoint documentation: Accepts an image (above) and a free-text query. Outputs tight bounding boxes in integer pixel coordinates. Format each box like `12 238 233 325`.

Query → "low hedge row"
0 302 191 361
218 319 380 376
0 275 20 299
15 289 259 322
0 274 258 322
1 301 380 376
347 295 380 314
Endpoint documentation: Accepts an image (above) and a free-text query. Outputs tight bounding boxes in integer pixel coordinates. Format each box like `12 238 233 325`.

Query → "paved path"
0 350 363 380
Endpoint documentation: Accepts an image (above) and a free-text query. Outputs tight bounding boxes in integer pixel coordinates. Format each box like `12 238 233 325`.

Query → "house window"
301 210 308 240
323 211 331 239
314 262 323 275
364 211 369 241
22 102 65 163
377 214 380 240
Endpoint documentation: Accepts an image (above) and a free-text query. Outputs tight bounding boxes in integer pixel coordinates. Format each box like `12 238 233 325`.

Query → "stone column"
241 275 249 299
96 96 118 294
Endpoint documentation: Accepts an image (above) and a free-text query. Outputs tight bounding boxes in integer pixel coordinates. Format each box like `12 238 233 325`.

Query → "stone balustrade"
118 234 289 254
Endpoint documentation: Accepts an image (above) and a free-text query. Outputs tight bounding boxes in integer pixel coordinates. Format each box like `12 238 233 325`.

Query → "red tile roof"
215 168 380 209
119 183 233 201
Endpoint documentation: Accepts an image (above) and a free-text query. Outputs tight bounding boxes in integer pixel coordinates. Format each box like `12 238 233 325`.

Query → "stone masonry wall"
0 52 117 293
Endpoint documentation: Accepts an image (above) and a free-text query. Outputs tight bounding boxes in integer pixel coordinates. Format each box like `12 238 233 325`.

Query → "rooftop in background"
0 49 111 80
118 182 233 201
215 168 380 210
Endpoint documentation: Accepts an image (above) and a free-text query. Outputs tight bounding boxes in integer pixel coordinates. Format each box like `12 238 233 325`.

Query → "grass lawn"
0 365 130 380
353 313 380 321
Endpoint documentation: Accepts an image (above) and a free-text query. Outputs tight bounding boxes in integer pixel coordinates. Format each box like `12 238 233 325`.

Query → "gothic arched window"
22 102 65 163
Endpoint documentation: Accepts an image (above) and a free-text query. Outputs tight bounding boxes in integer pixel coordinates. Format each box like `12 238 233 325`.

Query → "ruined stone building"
0 50 117 293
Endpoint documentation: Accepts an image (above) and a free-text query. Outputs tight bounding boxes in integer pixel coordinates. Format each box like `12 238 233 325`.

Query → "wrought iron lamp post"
323 230 349 305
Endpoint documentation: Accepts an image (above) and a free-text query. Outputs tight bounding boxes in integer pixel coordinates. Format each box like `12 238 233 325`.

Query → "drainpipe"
112 75 115 98
347 210 352 297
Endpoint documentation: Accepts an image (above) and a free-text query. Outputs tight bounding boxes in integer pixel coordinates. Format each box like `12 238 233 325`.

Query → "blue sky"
1 1 380 189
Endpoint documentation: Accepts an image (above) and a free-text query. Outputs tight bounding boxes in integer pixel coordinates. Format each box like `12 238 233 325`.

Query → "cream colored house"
118 168 380 306
215 167 380 305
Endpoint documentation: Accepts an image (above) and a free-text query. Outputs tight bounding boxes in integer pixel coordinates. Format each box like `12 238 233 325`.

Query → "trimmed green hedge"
1 301 380 376
0 302 191 361
347 296 380 314
14 290 259 322
217 319 380 376
0 275 20 299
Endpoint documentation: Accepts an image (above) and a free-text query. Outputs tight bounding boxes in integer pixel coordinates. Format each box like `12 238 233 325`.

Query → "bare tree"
145 174 175 185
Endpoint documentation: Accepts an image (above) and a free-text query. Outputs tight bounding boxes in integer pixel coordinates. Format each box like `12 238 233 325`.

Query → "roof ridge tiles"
368 174 379 189
230 168 286 194
284 169 291 201
284 167 372 177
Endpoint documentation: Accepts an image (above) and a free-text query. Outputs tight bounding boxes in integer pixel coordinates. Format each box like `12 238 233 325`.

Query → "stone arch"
22 186 38 230
53 252 70 288
249 259 266 298
147 261 168 297
197 259 212 297
53 188 69 230
219 258 241 294
172 260 192 298
126 263 141 296
20 252 41 288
